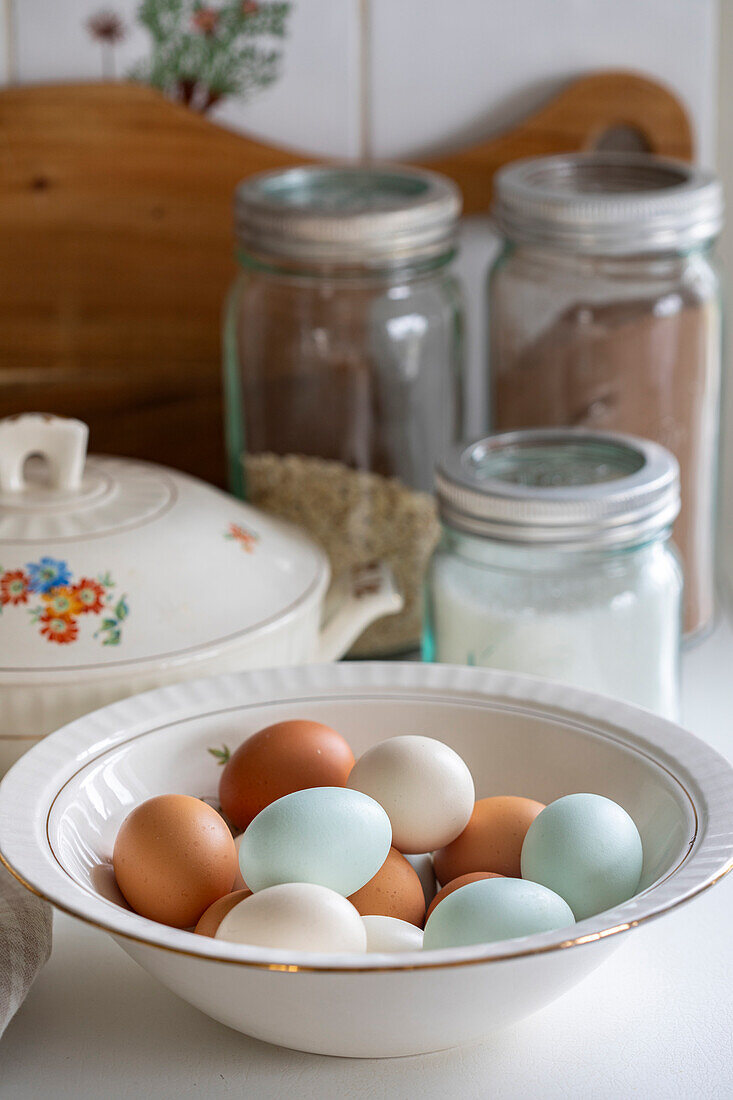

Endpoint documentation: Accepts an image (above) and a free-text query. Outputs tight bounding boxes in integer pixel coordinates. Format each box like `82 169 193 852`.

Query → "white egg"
404 853 437 908
232 834 247 890
347 735 475 854
362 915 424 953
215 883 367 953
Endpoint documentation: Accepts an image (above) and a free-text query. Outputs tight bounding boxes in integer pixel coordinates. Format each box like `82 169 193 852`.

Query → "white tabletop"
3 620 733 1099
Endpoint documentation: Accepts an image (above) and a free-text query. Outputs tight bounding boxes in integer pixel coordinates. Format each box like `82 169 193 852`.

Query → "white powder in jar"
426 540 682 719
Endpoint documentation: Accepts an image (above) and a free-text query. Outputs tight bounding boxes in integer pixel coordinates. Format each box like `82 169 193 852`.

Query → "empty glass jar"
223 165 464 656
424 429 683 718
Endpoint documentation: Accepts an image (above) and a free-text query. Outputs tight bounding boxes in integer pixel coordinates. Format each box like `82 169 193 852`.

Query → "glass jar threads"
223 165 464 656
488 153 723 640
424 430 683 719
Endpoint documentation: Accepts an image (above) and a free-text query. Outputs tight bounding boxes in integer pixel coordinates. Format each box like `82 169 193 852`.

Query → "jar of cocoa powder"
223 165 464 656
489 153 723 639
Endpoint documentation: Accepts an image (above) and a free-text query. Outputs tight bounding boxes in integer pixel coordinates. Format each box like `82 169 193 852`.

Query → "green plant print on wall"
130 0 291 112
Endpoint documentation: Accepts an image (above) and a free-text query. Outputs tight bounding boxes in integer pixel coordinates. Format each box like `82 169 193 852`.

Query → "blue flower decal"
26 557 72 594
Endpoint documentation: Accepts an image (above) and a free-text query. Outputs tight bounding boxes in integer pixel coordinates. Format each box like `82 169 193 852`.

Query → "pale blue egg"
423 877 574 950
239 786 392 896
521 793 643 920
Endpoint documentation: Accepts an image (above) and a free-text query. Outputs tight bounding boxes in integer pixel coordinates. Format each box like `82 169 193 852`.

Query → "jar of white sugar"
424 429 682 718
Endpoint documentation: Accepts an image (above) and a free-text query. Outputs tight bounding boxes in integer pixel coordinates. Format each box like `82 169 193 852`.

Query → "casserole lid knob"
0 414 88 500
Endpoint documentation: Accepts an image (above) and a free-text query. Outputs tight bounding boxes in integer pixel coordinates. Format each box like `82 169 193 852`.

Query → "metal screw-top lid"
492 153 723 254
234 164 461 266
435 429 680 549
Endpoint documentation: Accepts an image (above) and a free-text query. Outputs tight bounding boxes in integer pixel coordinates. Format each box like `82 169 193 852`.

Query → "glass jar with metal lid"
223 164 464 657
488 153 723 642
424 429 682 719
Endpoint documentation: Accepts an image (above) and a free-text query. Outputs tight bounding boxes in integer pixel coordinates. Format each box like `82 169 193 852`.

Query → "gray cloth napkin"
0 862 52 1036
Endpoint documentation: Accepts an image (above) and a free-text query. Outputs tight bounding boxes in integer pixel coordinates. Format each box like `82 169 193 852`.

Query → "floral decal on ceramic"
225 522 258 552
27 557 72 594
0 559 129 646
0 570 32 607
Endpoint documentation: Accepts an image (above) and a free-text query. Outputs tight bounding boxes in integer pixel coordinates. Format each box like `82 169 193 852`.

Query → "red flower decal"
227 522 258 552
40 610 79 645
1 569 31 606
72 577 106 615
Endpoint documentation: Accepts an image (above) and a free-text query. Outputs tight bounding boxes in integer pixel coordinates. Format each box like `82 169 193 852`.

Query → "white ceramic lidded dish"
1 662 731 1057
0 415 402 770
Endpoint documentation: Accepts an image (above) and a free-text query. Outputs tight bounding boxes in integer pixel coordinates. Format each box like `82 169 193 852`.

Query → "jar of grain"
223 164 464 656
488 154 723 640
424 430 682 719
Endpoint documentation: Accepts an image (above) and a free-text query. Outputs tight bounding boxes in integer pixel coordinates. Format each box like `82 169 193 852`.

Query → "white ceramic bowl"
1 663 732 1058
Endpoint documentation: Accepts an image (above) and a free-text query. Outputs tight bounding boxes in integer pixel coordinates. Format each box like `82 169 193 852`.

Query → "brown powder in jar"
492 296 721 637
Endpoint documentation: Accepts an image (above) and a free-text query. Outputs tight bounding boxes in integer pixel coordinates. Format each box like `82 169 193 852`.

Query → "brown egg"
425 872 503 921
194 889 252 937
348 846 426 927
433 796 545 884
219 719 355 830
113 794 237 929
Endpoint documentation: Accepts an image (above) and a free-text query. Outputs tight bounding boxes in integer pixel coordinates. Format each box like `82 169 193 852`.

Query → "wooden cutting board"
0 72 693 486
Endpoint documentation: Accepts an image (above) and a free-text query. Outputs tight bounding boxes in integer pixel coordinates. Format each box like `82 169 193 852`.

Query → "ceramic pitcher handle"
316 561 404 662
0 414 88 494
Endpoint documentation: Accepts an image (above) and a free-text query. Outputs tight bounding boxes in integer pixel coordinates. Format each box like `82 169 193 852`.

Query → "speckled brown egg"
219 719 356 830
425 872 503 921
433 796 545 884
194 889 252 937
112 794 237 929
348 846 426 927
